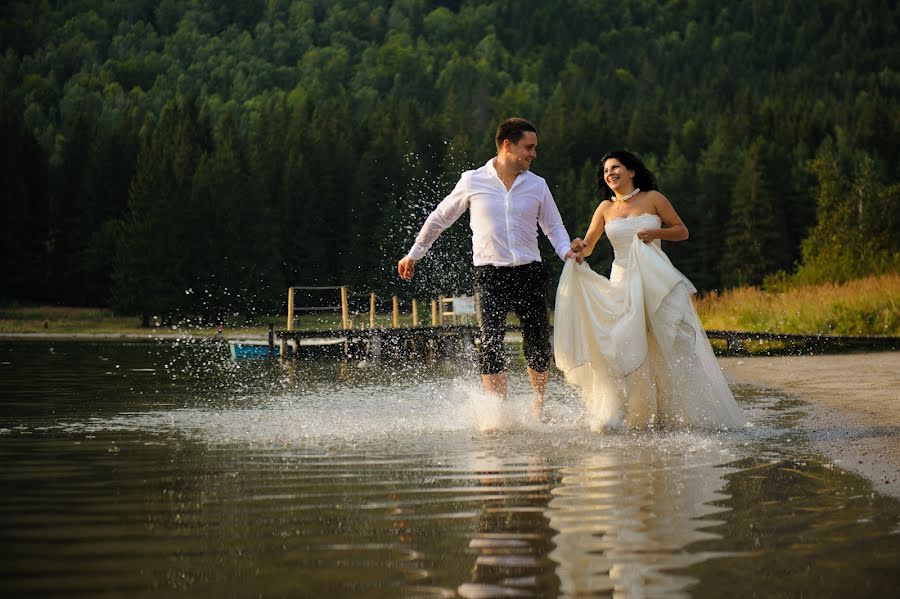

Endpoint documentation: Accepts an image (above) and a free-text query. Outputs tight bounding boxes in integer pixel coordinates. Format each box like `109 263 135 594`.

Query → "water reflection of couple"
397 117 745 431
453 442 741 597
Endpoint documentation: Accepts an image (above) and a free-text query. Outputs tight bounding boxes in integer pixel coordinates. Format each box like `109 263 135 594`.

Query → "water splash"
52 360 760 470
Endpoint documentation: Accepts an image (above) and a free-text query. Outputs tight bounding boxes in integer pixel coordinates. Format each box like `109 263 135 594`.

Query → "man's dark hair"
495 117 537 149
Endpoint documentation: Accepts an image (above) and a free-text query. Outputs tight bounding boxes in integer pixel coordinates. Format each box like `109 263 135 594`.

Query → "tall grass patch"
0 306 145 333
694 273 899 335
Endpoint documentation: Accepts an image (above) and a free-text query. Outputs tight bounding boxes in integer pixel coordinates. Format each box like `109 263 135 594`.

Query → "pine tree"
112 99 209 324
48 109 97 305
0 98 50 301
720 141 784 288
657 140 700 283
793 139 900 285
693 134 736 290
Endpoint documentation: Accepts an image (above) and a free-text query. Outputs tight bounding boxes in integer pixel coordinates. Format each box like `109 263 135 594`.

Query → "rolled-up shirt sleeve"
537 186 572 261
407 174 470 261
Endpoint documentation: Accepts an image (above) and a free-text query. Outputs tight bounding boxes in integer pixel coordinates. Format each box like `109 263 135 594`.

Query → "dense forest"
1 0 897 324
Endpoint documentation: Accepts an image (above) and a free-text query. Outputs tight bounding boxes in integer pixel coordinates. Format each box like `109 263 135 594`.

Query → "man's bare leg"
482 372 508 400
527 367 549 421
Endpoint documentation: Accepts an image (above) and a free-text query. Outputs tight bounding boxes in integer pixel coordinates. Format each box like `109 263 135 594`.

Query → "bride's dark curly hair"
596 150 659 199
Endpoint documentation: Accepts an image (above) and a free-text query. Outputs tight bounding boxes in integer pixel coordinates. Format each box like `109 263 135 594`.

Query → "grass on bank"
2 273 898 337
0 305 472 336
694 273 899 336
0 306 151 334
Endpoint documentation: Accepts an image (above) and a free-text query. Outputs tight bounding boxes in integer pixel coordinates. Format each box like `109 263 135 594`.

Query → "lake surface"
1 340 899 597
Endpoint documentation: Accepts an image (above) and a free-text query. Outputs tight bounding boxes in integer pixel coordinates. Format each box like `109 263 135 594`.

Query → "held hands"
397 256 417 280
568 238 585 264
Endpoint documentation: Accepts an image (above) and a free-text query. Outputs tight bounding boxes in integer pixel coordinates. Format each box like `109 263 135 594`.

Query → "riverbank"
0 332 247 341
5 274 900 337
720 352 900 499
0 305 393 336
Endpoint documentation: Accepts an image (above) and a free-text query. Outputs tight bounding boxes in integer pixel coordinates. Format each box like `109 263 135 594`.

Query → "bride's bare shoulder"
646 189 669 205
596 199 614 215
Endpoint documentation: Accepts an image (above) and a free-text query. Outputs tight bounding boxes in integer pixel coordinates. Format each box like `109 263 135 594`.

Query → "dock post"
369 293 376 328
340 287 350 330
408 298 419 354
341 286 350 358
430 298 439 361
287 287 295 330
283 287 295 359
392 296 400 328
474 293 482 327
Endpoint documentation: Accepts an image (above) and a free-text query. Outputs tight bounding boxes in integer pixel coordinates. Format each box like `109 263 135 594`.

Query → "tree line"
1 0 897 324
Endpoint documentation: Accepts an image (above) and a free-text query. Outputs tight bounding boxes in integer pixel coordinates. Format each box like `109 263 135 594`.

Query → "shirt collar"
485 157 531 185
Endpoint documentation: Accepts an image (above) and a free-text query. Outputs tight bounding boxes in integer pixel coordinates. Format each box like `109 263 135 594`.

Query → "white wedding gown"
554 213 746 431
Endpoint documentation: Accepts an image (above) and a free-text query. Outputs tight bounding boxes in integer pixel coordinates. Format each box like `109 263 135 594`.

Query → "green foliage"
790 137 900 287
1 0 897 319
112 98 205 320
720 140 790 288
0 95 49 301
696 273 900 336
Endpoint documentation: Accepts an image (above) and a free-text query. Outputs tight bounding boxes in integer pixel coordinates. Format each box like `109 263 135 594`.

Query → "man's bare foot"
530 398 545 422
481 372 508 400
527 368 548 422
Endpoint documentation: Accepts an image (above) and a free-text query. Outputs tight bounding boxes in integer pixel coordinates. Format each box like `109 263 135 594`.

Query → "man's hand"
398 256 417 280
567 238 585 263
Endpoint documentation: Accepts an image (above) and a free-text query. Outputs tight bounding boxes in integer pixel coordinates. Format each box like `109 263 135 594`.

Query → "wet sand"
720 352 900 499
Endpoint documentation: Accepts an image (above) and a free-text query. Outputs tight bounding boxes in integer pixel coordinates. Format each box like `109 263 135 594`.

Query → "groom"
397 117 577 417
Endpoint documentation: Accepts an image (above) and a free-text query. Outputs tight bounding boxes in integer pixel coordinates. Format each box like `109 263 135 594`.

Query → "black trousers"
474 261 551 375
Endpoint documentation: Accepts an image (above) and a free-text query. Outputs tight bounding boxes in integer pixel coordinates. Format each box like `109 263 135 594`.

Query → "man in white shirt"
397 118 577 418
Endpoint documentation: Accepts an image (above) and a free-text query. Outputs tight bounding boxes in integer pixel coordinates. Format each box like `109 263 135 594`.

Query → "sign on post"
452 296 476 315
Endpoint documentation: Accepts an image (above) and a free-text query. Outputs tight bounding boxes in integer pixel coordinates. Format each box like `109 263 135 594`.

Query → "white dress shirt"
407 159 571 267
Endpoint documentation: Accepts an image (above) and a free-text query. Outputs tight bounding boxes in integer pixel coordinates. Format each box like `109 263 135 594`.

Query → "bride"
554 150 746 431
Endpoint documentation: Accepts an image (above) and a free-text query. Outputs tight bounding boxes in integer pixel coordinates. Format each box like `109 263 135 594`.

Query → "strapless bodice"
605 213 662 282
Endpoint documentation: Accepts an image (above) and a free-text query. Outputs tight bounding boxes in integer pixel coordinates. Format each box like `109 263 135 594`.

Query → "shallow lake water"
1 340 899 597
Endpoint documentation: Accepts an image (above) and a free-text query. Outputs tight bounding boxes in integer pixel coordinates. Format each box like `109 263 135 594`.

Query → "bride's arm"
637 192 688 243
573 202 610 258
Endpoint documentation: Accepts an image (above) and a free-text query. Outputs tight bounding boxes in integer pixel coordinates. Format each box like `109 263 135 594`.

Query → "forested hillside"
1 0 897 324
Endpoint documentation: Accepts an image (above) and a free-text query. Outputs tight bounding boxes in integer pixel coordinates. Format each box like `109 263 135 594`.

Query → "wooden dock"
275 285 482 359
266 285 900 360
276 324 482 360
272 325 899 360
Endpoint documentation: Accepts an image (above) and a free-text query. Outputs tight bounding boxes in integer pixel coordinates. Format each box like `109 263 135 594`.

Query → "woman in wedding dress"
554 151 746 431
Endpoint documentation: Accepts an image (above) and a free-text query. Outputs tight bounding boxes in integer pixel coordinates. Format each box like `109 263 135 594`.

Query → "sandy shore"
720 352 900 499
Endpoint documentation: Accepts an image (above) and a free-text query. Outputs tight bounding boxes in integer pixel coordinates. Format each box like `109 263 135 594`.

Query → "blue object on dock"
228 340 279 359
